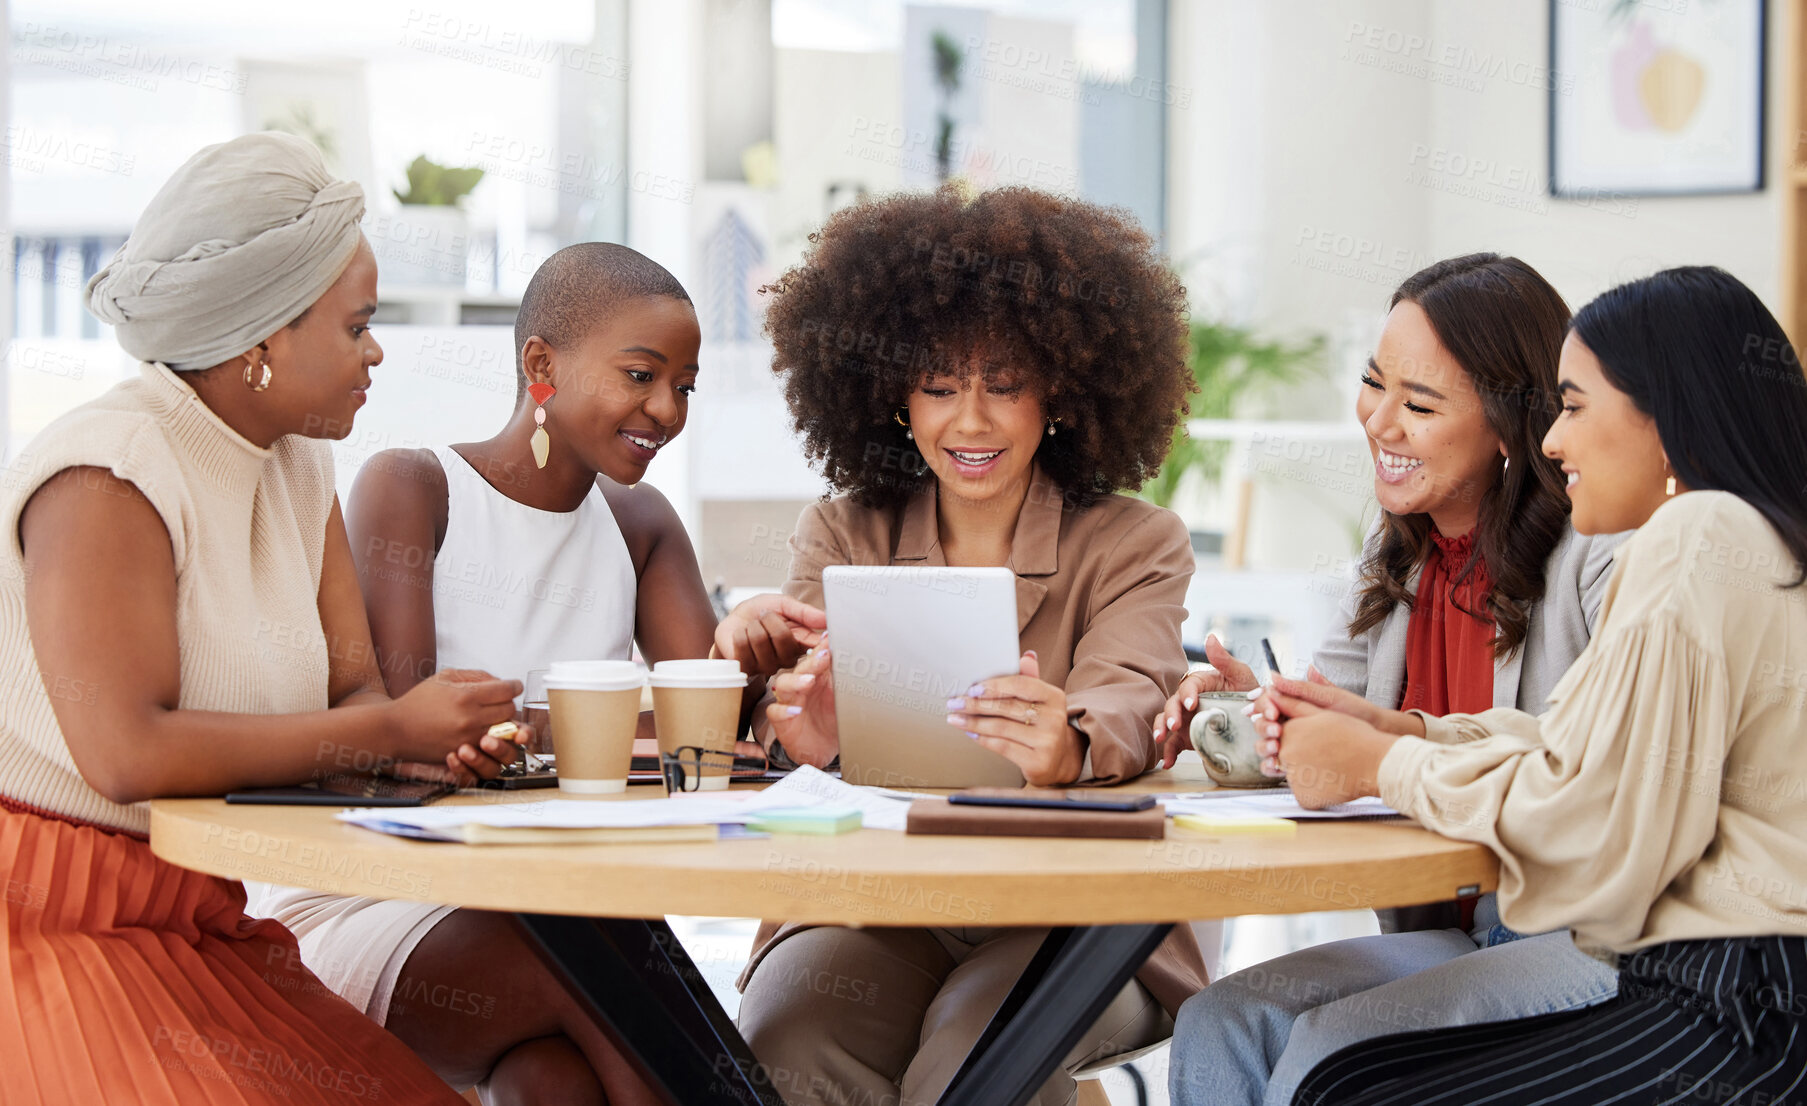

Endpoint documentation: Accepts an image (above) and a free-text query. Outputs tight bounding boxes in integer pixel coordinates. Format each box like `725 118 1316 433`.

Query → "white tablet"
822 566 1026 789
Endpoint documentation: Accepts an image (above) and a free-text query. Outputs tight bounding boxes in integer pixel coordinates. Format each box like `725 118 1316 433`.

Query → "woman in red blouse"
1397 502 1497 714
1350 256 1570 719
1161 254 1623 1106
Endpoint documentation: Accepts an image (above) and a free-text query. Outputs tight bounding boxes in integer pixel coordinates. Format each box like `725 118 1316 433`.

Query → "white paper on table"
749 766 932 832
340 781 804 835
335 765 921 838
1162 793 1399 821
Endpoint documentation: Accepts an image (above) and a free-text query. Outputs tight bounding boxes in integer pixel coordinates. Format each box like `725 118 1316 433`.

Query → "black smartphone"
476 764 558 790
947 788 1158 813
225 777 456 806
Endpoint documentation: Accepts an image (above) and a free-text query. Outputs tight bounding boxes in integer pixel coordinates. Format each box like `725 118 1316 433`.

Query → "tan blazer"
739 465 1209 1015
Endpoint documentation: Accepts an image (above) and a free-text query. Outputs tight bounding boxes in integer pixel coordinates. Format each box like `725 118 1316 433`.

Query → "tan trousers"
737 925 1171 1106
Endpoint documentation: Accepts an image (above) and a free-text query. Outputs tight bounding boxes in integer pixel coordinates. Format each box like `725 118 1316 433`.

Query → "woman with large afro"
715 185 1209 1106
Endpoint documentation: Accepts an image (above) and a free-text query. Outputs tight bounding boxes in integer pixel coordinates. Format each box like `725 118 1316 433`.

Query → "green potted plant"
377 155 486 287
930 31 965 182
1143 320 1325 542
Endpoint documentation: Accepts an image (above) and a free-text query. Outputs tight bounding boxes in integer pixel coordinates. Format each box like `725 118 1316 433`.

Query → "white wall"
1170 0 1783 330
325 325 518 503
7 61 239 236
1 0 12 461
1166 0 1433 573
772 46 903 268
964 14 1083 194
1165 0 1787 574
626 0 706 529
1424 3 1783 307
1168 0 1434 337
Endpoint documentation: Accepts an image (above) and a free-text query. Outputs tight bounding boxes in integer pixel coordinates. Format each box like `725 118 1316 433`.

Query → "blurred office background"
5 2 1792 1099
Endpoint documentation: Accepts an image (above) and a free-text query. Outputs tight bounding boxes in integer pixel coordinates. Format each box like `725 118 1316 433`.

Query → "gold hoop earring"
244 359 272 392
894 410 912 440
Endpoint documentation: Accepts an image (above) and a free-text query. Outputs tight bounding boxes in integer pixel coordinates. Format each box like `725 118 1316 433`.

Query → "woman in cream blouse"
1261 266 1807 1104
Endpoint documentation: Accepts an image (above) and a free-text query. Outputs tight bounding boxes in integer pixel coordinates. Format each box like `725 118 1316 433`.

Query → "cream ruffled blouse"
1379 490 1807 953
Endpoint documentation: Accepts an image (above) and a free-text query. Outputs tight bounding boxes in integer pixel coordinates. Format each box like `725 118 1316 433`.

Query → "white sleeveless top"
430 445 637 682
247 446 641 1022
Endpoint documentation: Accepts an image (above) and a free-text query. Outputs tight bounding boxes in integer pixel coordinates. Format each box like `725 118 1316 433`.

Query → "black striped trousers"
1293 936 1807 1106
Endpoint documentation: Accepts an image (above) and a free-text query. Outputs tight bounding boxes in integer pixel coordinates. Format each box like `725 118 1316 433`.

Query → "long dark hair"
1571 266 1807 587
1349 254 1574 658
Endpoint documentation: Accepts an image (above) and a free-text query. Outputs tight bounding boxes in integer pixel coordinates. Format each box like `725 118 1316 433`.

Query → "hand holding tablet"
947 651 1086 786
765 638 842 769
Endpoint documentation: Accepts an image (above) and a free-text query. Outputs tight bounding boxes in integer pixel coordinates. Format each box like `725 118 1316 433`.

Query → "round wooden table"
150 764 1495 926
149 760 1498 1106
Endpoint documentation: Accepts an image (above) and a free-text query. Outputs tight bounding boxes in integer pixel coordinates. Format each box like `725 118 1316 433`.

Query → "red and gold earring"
529 381 555 468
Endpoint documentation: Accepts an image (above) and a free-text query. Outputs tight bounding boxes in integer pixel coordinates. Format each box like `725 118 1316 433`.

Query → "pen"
1261 638 1281 680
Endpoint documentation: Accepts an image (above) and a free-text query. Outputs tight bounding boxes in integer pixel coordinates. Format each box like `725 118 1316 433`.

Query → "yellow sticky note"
1173 813 1297 837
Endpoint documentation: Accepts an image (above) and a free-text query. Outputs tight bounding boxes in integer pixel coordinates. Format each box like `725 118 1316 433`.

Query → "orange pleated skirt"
0 806 464 1106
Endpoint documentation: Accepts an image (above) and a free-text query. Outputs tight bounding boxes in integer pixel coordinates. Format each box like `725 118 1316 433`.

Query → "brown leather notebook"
905 799 1166 839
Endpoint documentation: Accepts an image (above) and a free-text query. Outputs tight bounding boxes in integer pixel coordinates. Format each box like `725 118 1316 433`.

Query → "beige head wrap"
86 132 366 371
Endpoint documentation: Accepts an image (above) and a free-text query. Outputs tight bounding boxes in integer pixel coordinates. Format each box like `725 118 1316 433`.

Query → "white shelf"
377 285 522 308
375 285 521 326
1186 419 1364 441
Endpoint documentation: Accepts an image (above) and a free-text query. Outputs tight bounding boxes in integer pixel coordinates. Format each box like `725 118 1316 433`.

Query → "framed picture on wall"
1549 0 1766 196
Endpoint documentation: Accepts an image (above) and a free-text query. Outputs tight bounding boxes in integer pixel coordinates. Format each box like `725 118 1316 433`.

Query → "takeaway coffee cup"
544 660 645 794
650 659 748 792
1189 691 1286 789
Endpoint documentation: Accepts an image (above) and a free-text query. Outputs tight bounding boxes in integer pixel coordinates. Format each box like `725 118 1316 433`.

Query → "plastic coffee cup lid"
543 659 645 691
650 658 747 689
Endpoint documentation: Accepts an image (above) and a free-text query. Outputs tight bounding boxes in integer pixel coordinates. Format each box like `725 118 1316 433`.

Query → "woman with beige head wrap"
0 133 523 1105
85 130 384 445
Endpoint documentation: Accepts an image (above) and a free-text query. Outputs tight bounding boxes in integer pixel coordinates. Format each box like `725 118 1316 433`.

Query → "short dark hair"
1350 253 1575 658
1572 265 1807 586
761 185 1193 511
513 242 692 402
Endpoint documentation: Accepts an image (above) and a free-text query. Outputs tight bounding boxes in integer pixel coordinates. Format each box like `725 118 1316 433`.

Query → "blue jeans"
1167 900 1619 1106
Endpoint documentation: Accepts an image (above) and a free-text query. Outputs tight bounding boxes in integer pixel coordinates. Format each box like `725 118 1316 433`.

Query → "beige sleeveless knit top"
0 363 335 835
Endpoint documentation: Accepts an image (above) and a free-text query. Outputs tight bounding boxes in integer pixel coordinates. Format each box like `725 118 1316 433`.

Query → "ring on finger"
1023 706 1038 726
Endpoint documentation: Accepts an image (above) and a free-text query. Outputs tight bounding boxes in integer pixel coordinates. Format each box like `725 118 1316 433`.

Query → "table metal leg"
939 923 1174 1106
513 913 783 1106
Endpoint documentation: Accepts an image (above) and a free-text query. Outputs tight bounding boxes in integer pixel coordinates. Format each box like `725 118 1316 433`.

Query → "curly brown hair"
762 186 1193 510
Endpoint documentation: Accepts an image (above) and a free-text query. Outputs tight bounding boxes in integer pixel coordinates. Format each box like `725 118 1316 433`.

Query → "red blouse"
1401 529 1496 716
